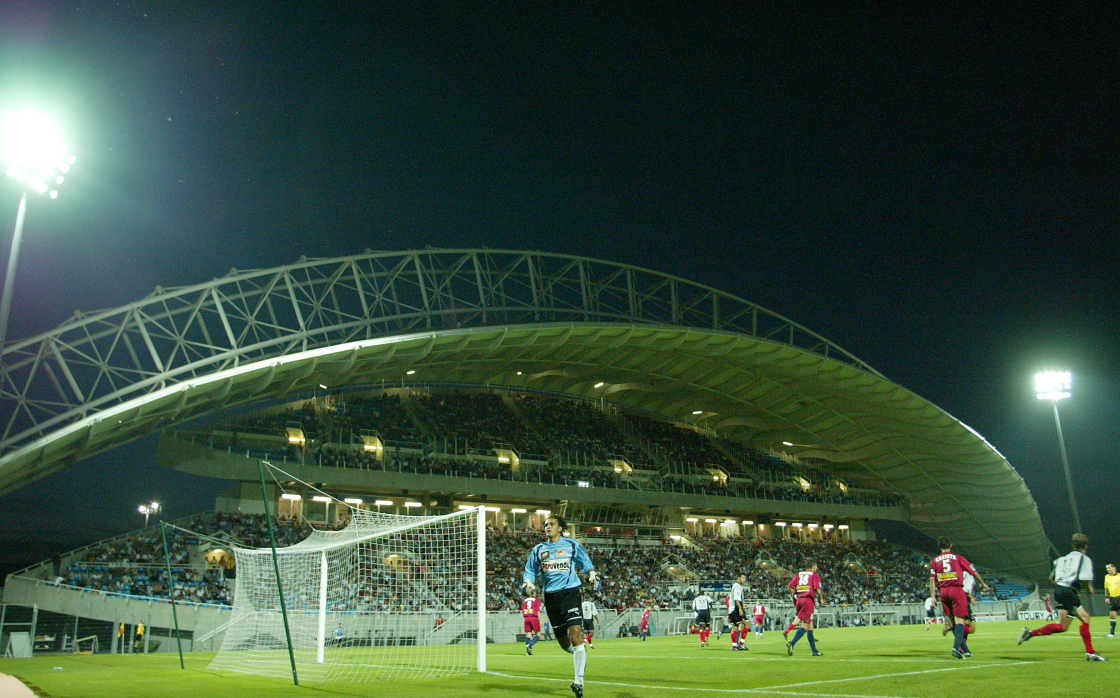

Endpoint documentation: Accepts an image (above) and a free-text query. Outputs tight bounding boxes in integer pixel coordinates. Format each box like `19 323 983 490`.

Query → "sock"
731 630 739 645
573 644 586 685
791 627 806 647
953 624 965 650
786 621 797 634
807 631 817 653
586 632 593 643
1031 623 1065 637
1079 623 1095 653
1111 619 1116 634
701 629 708 643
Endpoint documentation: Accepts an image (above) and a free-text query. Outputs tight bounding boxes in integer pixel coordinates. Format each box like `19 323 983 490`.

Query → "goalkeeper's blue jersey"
524 536 595 593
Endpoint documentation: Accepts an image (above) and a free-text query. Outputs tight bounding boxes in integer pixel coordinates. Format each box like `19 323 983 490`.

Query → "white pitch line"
484 671 910 698
762 661 1035 690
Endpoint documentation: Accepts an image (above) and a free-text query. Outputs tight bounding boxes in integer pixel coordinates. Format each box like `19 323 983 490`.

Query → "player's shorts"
926 607 937 618
695 609 712 626
582 619 595 633
728 608 744 624
939 587 971 620
1108 596 1120 613
543 586 584 632
1053 585 1082 614
753 615 765 627
795 596 816 623
524 616 541 633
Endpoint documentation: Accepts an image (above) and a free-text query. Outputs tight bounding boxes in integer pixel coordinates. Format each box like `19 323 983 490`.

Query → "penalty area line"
762 661 1035 690
484 671 911 698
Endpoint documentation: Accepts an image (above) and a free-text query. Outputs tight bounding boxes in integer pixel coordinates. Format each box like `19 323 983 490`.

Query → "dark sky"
1 2 1117 579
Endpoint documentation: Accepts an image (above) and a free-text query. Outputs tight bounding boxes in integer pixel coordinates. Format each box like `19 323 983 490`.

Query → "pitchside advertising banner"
1017 611 1054 620
936 613 1008 623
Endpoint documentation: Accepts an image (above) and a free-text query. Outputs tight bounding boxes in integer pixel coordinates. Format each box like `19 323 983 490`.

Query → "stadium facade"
0 249 1051 581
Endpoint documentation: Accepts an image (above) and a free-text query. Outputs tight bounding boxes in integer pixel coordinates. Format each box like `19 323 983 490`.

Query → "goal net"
209 506 486 683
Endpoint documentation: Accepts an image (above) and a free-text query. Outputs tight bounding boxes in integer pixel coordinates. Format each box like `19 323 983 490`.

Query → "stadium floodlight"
510 508 527 513
593 381 605 388
686 517 698 522
692 410 703 415
838 524 849 530
374 500 394 506
742 520 753 525
406 369 416 375
0 108 76 347
704 518 717 523
404 501 422 508
535 509 550 516
775 521 787 527
1035 370 1081 533
311 496 331 503
281 493 302 500
343 498 362 505
138 502 160 527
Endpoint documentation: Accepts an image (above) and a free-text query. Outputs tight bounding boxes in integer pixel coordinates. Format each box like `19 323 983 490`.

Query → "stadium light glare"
311 496 331 503
704 518 717 523
1034 370 1081 533
137 502 160 527
692 410 703 415
404 501 422 507
374 500 394 506
280 493 301 500
536 509 550 515
458 505 474 510
775 521 787 527
406 369 416 375
594 382 605 388
791 522 803 527
823 524 834 530
669 535 681 540
510 508 527 513
723 519 735 524
0 108 77 347
343 498 363 505
742 520 753 525
838 524 849 530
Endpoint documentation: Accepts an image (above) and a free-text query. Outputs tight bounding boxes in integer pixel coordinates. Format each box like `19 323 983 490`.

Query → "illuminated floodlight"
404 501 422 507
406 369 416 375
1035 371 1071 401
280 493 302 500
782 441 793 446
484 506 501 512
742 520 753 525
775 521 787 527
723 519 735 524
458 505 474 510
374 500 394 506
510 508 527 513
704 518 717 523
343 498 363 505
593 382 605 388
791 522 803 528
838 524 849 530
692 410 703 415
2 109 75 194
311 495 331 503
669 535 681 540
823 524 834 530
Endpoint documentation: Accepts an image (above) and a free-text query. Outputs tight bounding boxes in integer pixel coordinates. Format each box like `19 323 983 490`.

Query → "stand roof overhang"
0 250 1052 580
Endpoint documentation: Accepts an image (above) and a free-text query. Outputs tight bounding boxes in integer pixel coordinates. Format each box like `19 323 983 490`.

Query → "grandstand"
0 249 1054 661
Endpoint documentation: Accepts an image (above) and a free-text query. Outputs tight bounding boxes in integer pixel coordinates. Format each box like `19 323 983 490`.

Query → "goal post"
209 505 487 683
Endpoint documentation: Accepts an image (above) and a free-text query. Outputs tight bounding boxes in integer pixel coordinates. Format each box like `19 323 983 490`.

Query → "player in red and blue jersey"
930 537 987 659
786 561 825 656
639 604 652 641
522 595 542 655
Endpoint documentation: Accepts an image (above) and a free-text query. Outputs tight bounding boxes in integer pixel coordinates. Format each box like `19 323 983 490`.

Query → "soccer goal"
209 506 486 683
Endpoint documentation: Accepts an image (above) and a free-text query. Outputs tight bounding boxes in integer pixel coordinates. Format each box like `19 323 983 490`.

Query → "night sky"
1 3 1117 580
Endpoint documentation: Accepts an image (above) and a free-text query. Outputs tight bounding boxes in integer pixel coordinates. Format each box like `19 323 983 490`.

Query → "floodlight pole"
1050 401 1082 534
160 522 185 670
259 459 299 686
0 190 28 347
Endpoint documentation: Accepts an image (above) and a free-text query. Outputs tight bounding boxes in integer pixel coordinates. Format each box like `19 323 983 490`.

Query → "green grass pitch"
2 619 1114 697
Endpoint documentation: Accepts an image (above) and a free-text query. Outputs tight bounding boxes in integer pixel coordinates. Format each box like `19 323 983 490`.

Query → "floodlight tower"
139 502 161 528
0 108 76 347
1035 371 1080 534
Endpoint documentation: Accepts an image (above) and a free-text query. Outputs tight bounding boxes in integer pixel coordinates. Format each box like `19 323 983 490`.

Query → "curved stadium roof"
0 249 1051 579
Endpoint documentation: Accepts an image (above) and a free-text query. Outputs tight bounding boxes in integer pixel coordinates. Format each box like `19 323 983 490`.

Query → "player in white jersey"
925 596 937 630
693 591 713 646
729 574 748 651
580 599 598 649
1018 533 1106 661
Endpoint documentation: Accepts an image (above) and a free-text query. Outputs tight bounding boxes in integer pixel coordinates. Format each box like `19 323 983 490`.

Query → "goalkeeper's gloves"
521 580 537 596
588 570 601 592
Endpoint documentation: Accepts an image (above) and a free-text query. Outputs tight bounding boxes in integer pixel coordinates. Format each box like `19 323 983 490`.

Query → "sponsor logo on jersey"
541 551 550 560
558 549 569 557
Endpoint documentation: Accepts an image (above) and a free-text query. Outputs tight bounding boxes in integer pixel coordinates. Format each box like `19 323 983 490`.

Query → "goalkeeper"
523 515 598 698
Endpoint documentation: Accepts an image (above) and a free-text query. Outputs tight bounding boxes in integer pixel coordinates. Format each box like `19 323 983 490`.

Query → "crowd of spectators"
47 512 943 612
